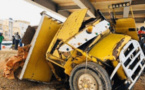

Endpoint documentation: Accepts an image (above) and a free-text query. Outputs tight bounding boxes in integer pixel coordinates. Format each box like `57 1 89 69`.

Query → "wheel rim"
77 73 98 90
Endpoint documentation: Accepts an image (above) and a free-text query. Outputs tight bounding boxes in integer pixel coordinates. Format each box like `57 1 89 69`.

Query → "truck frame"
18 5 145 90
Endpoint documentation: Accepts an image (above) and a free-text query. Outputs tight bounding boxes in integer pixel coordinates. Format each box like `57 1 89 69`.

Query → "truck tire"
69 62 112 90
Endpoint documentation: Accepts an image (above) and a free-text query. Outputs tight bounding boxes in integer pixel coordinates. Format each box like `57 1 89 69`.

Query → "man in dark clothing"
14 32 21 50
0 33 4 50
12 36 15 49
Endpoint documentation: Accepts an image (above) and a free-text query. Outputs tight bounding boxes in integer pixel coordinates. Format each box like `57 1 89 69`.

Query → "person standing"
12 36 15 49
14 32 21 50
0 33 4 50
19 39 22 47
138 26 145 39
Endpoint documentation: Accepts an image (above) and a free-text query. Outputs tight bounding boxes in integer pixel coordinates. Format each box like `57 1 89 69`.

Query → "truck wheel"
69 62 112 90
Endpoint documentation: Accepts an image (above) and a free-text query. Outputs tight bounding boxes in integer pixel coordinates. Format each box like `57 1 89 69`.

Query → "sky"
0 0 44 25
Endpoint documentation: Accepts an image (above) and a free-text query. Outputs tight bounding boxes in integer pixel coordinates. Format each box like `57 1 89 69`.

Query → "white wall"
19 23 29 37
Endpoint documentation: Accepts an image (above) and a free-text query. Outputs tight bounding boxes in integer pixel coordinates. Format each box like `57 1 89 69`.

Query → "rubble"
3 45 31 79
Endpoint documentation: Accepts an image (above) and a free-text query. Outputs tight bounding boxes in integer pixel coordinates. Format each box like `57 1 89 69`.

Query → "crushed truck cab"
19 8 145 90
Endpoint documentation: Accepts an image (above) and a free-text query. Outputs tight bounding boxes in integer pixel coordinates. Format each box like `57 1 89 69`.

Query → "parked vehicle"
1 41 12 50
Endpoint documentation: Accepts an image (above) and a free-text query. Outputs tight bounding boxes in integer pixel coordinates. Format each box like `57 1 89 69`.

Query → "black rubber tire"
69 62 112 90
14 67 22 80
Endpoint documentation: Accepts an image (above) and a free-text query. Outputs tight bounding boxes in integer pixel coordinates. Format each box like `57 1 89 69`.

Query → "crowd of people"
0 32 22 50
12 32 22 50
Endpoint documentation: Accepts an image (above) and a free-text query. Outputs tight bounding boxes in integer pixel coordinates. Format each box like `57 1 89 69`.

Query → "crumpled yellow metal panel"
64 50 87 75
115 18 139 40
64 49 97 75
89 34 131 61
64 30 110 76
47 9 87 54
88 34 131 80
21 15 61 82
63 33 131 79
57 9 87 41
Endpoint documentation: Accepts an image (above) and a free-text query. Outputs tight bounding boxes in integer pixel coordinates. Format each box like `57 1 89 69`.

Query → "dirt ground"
0 50 69 90
0 50 145 90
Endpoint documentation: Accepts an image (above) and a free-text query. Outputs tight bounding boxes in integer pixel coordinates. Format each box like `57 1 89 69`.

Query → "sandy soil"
0 50 144 90
0 50 64 90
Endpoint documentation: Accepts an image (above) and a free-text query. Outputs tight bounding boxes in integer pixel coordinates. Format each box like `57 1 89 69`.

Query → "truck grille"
119 40 145 89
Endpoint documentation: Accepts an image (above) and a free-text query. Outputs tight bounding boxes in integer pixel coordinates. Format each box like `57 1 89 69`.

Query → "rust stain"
71 57 75 61
113 38 124 58
78 42 81 45
77 51 83 56
71 63 77 68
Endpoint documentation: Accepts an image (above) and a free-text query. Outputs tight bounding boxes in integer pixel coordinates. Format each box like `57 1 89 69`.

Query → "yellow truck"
18 4 145 90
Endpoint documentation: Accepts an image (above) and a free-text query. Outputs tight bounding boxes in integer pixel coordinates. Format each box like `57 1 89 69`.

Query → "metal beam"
123 0 132 18
25 0 67 22
103 10 145 16
58 2 145 11
132 0 145 5
31 0 57 11
104 14 145 19
58 10 70 17
135 18 145 23
72 0 96 17
107 18 145 23
59 5 80 10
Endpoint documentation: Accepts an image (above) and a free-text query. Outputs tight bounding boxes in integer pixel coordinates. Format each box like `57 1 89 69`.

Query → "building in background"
0 20 3 33
9 18 13 40
1 18 29 40
15 20 30 37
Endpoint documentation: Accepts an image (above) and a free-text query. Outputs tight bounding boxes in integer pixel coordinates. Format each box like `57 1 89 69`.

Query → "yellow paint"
112 60 127 80
57 9 87 41
88 34 131 79
64 50 94 75
47 9 87 57
130 7 134 18
63 42 98 75
87 26 93 33
89 34 131 61
22 15 61 82
115 18 139 40
88 29 110 50
85 84 88 88
58 33 130 79
93 19 101 26
21 9 132 83
63 24 110 76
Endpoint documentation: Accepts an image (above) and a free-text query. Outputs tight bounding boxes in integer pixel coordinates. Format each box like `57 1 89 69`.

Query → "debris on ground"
0 50 144 90
3 45 31 79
